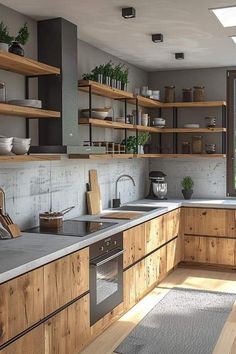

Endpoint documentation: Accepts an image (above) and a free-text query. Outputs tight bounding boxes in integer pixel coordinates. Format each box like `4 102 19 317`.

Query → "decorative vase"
9 41 24 56
182 189 193 200
138 145 144 154
0 42 9 52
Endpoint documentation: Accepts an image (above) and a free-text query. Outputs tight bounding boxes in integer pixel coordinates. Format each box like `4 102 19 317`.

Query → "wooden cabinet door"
123 266 136 312
44 248 89 316
145 215 164 253
135 259 147 301
183 208 236 237
123 224 145 268
184 235 236 266
163 209 180 242
0 267 44 346
45 294 90 354
159 245 167 281
146 249 160 290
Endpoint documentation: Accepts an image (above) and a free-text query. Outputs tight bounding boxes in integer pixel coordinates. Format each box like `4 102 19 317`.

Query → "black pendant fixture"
122 7 136 19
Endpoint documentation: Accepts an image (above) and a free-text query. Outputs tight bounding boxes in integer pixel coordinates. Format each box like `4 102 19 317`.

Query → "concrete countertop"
1 197 236 284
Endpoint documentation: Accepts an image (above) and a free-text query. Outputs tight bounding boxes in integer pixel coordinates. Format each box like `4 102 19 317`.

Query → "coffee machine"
146 171 168 200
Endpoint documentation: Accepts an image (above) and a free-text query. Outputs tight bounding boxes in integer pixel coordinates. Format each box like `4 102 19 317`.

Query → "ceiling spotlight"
175 52 184 60
122 7 136 19
152 34 163 43
210 6 236 28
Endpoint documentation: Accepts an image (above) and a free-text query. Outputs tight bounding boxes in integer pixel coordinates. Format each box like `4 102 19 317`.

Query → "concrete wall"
148 67 231 198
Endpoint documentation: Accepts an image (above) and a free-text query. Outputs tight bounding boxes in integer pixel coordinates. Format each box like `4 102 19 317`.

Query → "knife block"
0 188 21 238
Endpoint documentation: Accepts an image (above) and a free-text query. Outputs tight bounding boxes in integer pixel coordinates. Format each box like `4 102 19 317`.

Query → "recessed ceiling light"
230 36 236 44
210 6 236 27
175 52 184 60
152 34 163 43
122 7 136 19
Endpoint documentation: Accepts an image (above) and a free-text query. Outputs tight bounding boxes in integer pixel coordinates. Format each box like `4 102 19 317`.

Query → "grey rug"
115 287 236 354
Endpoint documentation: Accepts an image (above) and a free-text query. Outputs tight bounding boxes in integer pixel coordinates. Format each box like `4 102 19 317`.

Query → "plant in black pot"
9 23 29 56
181 176 194 200
0 22 13 52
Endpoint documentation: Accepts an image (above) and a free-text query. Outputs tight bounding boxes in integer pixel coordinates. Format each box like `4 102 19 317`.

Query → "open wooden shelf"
78 80 133 100
0 50 60 76
68 153 134 160
135 126 227 133
128 96 162 108
0 103 60 118
0 154 61 163
79 117 135 130
161 101 226 108
135 154 226 158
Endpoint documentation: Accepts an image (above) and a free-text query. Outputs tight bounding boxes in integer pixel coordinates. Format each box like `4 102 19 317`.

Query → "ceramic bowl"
12 143 30 155
0 143 13 155
13 137 31 144
8 99 42 108
152 118 166 127
81 108 110 120
0 137 13 144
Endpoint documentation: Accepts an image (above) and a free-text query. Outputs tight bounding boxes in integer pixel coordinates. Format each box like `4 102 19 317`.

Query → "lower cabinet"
184 235 236 266
1 294 90 354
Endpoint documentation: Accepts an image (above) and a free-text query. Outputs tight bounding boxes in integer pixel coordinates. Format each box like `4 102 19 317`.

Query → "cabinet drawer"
0 267 44 346
183 208 236 237
145 215 164 253
163 209 180 242
123 224 146 268
44 247 89 316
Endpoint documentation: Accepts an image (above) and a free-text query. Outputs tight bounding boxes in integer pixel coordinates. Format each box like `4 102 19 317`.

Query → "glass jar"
193 86 205 102
192 135 203 154
181 141 191 154
164 86 175 103
0 82 6 102
182 88 192 102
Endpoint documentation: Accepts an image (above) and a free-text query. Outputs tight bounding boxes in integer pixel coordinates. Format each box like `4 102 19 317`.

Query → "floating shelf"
135 154 227 158
128 96 162 108
0 50 60 76
0 103 60 118
78 80 133 100
161 101 226 108
0 154 61 163
79 117 135 130
68 153 134 160
135 126 227 133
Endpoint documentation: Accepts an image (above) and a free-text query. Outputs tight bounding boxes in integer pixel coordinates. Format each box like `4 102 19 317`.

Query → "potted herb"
103 61 113 86
0 22 13 52
121 136 136 153
121 67 129 91
181 176 194 200
137 132 150 154
112 63 122 89
9 23 29 56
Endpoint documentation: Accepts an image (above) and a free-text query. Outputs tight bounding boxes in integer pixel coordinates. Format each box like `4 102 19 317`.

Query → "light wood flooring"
81 267 236 354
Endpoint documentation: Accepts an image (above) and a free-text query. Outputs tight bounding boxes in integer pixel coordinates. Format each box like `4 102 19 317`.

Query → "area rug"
114 287 236 354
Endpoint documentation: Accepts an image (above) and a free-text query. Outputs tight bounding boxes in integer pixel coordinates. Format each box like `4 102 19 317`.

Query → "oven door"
90 248 124 326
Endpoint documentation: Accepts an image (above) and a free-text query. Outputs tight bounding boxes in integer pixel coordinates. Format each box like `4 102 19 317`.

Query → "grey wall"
148 67 231 198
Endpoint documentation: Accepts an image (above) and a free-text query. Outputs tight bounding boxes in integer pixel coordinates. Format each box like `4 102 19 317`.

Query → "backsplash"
150 158 226 199
1 158 148 229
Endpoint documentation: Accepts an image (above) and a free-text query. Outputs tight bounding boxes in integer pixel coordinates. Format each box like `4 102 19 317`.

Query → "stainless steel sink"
113 205 163 212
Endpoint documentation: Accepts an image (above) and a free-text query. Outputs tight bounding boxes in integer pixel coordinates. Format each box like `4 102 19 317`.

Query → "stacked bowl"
12 138 31 155
0 137 13 155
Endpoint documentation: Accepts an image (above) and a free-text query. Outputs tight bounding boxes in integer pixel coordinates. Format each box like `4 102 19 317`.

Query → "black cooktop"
25 220 117 237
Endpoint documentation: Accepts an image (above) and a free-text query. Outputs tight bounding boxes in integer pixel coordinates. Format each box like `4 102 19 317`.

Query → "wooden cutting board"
86 191 101 215
100 212 143 220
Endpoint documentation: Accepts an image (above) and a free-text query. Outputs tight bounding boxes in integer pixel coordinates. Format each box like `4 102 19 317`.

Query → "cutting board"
100 212 143 220
86 191 101 215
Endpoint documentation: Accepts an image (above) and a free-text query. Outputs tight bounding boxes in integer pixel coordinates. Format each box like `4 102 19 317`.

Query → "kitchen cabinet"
145 214 165 253
0 267 44 346
184 235 236 266
167 237 181 272
163 209 180 242
183 207 236 237
146 249 161 290
123 223 146 268
44 247 89 316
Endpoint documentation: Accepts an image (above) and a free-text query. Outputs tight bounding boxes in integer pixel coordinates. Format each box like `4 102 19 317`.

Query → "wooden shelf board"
135 126 227 133
0 50 60 76
68 153 134 160
78 80 133 100
135 154 226 158
0 103 60 118
161 101 226 108
128 96 162 108
79 117 135 130
0 154 61 162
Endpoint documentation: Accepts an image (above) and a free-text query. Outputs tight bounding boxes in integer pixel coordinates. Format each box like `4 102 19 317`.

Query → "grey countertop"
1 198 236 284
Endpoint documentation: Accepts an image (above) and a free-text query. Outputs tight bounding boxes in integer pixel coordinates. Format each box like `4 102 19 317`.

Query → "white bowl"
184 124 200 128
0 137 13 144
8 99 42 108
13 137 31 144
152 118 166 126
0 144 12 155
12 143 30 155
81 108 110 120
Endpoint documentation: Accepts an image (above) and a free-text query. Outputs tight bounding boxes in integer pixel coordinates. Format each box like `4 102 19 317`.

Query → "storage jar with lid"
193 86 205 102
181 141 191 154
182 88 192 102
0 82 6 103
192 135 203 154
164 86 175 103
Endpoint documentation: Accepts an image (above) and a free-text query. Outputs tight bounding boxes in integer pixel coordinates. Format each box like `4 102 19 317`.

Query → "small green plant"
137 132 150 146
121 133 150 153
15 23 29 45
0 22 13 44
181 176 194 191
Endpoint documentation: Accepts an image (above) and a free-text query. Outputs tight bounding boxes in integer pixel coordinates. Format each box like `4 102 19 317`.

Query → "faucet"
114 174 136 206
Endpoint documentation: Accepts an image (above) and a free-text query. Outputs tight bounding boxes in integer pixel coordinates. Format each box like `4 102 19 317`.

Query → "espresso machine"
146 171 168 200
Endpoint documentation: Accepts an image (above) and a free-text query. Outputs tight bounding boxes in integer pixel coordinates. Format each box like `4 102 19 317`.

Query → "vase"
97 74 103 84
0 42 9 52
104 76 111 86
9 41 24 56
138 145 144 154
116 80 122 90
182 189 193 200
111 79 117 88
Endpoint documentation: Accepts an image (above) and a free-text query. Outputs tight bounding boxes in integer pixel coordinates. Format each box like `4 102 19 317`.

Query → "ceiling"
2 0 236 71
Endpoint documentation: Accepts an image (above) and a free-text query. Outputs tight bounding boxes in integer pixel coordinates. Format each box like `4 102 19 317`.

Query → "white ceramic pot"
0 43 9 52
138 145 144 154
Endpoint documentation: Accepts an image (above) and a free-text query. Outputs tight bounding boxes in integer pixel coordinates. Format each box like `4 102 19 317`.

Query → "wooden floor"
81 267 236 354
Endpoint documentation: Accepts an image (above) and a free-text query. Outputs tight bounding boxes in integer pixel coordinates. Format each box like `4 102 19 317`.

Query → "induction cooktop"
25 220 117 237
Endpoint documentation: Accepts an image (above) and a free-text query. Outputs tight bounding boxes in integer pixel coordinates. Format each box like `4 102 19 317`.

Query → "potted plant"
181 176 194 200
9 23 29 56
0 22 13 52
137 132 150 154
121 67 129 91
121 136 136 153
103 61 113 86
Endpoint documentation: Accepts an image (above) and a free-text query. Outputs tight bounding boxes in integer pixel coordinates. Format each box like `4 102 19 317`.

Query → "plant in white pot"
181 176 194 200
0 22 13 52
137 132 150 154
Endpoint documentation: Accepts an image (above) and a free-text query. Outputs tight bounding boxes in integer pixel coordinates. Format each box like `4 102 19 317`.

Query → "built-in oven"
90 233 123 326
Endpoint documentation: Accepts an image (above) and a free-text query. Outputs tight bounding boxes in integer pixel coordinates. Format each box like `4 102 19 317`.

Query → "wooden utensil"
0 188 21 238
100 212 143 220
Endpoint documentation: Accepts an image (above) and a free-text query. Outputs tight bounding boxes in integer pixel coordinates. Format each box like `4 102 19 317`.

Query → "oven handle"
90 249 124 267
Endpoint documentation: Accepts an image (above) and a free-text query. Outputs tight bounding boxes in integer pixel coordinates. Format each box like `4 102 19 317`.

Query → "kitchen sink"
114 205 163 212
